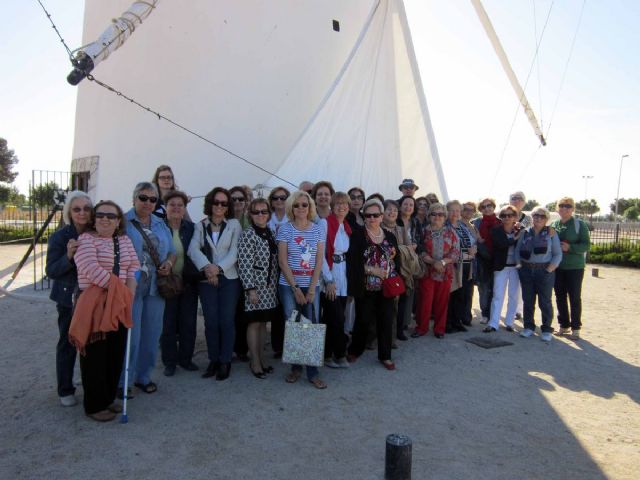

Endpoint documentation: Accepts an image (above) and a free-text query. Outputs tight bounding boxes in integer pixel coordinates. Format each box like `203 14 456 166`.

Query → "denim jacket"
46 224 79 307
125 208 176 296
515 226 562 268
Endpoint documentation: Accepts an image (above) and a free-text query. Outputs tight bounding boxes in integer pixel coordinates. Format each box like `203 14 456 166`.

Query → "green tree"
0 184 24 204
624 205 640 221
545 201 557 212
575 199 599 219
523 199 539 211
610 198 640 215
0 138 19 183
30 181 60 207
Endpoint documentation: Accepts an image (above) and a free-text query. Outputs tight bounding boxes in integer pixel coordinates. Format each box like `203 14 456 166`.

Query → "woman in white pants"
484 205 523 333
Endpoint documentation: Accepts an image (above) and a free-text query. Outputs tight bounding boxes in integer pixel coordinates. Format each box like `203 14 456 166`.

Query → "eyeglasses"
558 204 573 209
401 186 416 190
71 206 92 213
364 213 381 218
231 196 245 203
462 208 475 213
271 195 288 201
430 212 446 217
532 213 547 219
499 213 515 218
479 204 494 210
158 175 174 181
137 194 158 203
349 194 364 200
417 203 428 207
251 209 269 215
510 196 523 201
293 203 309 209
212 200 228 207
95 212 119 220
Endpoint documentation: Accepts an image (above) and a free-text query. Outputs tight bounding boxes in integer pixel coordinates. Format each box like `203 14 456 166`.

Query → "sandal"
262 365 274 374
309 378 327 390
134 381 158 394
285 371 301 384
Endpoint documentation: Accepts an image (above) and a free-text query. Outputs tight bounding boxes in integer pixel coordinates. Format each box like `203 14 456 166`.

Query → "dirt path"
0 244 638 479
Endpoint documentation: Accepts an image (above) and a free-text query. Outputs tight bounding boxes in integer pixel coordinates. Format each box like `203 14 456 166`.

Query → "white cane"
120 327 132 424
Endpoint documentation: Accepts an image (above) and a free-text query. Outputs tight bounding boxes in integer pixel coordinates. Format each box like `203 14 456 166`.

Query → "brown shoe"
107 403 123 414
87 410 116 422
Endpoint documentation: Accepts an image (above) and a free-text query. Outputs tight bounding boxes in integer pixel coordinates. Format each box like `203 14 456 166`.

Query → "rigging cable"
532 0 544 132
488 0 554 193
34 0 298 190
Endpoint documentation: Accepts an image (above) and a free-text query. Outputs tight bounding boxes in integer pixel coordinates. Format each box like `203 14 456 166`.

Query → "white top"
321 222 349 296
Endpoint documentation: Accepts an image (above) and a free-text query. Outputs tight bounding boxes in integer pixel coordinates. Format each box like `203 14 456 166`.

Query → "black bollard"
385 433 412 480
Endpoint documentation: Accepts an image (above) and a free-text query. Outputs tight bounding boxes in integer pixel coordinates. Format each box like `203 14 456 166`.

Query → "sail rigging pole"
470 0 547 146
67 0 160 85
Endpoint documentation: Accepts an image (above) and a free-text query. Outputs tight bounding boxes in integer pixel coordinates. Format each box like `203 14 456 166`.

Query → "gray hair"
132 182 158 203
428 202 446 216
62 190 92 225
362 198 384 214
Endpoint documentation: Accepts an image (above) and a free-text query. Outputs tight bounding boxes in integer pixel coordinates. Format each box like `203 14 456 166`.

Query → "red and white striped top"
75 233 140 291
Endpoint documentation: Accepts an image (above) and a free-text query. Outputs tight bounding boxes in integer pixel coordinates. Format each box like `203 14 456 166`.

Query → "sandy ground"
0 244 638 480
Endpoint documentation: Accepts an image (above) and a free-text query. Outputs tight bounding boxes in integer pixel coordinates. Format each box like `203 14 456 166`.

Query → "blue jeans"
278 284 321 381
518 265 555 333
161 282 199 367
120 273 166 387
199 277 241 364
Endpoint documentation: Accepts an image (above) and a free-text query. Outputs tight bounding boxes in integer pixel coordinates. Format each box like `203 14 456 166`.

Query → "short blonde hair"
498 205 519 217
330 192 350 209
479 198 496 208
556 197 575 209
428 202 446 215
446 200 462 211
285 190 317 221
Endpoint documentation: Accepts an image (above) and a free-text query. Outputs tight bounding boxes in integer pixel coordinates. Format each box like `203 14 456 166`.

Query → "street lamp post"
582 175 593 200
614 155 629 218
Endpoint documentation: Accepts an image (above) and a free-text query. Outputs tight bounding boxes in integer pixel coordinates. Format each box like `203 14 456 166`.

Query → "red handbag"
382 274 406 298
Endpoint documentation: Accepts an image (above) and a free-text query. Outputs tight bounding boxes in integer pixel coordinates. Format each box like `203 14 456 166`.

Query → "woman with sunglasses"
277 191 327 388
515 207 562 342
267 186 290 236
121 182 176 397
46 191 93 408
346 198 400 370
72 200 139 421
346 187 366 229
413 203 460 339
483 205 523 333
188 187 242 380
229 186 251 230
472 198 500 324
238 198 279 379
551 198 590 340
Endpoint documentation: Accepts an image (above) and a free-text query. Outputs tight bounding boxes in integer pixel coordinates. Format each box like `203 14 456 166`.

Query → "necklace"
210 218 224 228
366 227 383 241
430 227 444 239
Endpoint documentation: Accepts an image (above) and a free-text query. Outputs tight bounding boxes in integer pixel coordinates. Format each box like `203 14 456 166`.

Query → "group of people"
46 168 590 422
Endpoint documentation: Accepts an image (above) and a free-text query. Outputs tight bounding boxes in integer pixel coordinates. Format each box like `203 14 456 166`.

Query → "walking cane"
120 327 132 424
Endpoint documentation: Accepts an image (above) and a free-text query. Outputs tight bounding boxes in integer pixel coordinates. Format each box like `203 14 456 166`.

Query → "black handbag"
132 221 183 299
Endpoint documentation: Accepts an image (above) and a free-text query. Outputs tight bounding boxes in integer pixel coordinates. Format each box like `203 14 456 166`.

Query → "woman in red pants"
412 203 460 339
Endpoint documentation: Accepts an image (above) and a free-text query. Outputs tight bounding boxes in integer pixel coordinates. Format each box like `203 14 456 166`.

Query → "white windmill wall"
72 0 446 215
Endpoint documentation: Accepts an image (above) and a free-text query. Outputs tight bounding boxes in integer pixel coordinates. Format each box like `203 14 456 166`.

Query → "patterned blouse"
363 234 398 292
421 226 460 282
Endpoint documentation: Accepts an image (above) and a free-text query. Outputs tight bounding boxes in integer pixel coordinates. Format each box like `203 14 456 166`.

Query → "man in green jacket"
551 197 591 339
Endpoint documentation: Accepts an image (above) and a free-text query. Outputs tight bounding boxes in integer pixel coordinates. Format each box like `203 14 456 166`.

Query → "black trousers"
56 305 77 397
447 263 474 328
554 268 585 330
233 291 248 357
270 303 285 354
161 283 199 367
79 324 127 415
348 291 393 361
321 294 347 359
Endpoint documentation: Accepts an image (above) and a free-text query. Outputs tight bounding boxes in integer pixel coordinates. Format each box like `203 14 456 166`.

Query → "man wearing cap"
397 179 419 202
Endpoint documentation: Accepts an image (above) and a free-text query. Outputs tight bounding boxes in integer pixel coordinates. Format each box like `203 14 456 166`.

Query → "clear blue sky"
1 0 638 212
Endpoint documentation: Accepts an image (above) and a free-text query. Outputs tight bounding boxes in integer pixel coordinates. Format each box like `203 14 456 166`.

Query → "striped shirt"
75 233 140 291
276 222 324 287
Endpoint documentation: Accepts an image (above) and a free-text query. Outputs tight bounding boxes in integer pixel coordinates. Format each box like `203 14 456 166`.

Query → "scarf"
479 214 501 254
325 213 352 269
253 225 277 285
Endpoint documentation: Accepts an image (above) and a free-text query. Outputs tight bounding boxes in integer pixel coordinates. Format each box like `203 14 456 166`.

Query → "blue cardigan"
46 224 79 308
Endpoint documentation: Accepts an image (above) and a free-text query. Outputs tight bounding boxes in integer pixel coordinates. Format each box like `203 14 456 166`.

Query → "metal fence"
584 221 640 253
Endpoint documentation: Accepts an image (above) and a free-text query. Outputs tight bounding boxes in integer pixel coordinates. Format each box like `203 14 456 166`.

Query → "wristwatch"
291 284 299 293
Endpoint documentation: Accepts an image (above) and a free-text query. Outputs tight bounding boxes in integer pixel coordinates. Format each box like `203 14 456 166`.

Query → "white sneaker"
519 328 534 338
480 317 489 325
569 330 581 340
555 327 571 336
60 394 77 407
336 357 350 369
324 358 340 368
540 332 553 342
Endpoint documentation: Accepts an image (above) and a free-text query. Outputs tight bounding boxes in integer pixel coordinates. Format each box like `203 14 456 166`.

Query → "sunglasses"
510 196 523 201
558 204 574 209
463 208 475 213
349 194 364 200
430 212 446 217
137 194 158 203
95 212 119 220
158 175 174 181
364 213 381 218
499 213 515 218
71 206 92 213
231 197 246 203
271 195 288 201
212 200 228 207
293 203 309 209
251 209 269 215
532 213 547 219
480 204 494 210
